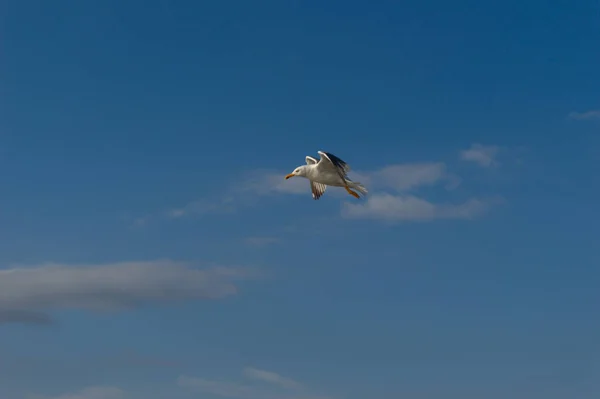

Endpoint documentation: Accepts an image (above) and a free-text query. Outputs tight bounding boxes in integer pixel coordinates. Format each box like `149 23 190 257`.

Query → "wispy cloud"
460 143 500 167
162 161 458 213
243 367 302 389
336 154 502 222
239 169 309 196
341 194 493 222
568 109 600 120
178 376 259 399
178 367 330 399
155 170 304 222
0 260 250 325
27 386 125 399
130 170 307 226
370 162 457 191
241 163 458 196
167 197 237 219
244 236 280 247
141 150 502 224
108 349 182 368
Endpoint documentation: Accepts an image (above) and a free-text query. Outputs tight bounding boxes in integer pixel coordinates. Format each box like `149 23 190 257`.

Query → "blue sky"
1 0 599 398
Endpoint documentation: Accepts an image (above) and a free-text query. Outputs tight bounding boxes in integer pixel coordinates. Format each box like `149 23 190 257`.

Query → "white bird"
285 151 368 200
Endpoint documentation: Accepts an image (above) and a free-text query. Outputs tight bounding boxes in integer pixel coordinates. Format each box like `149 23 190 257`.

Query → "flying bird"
285 151 368 200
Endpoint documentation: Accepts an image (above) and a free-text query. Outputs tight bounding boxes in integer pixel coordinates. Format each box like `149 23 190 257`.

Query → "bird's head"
285 166 307 179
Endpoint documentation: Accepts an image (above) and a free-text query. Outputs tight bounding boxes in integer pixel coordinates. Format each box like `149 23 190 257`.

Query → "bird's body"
285 151 368 200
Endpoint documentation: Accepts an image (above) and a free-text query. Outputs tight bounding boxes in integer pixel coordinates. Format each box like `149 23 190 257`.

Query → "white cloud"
370 162 455 191
568 110 600 120
0 260 248 325
332 158 496 223
341 194 491 222
460 143 500 167
240 162 456 197
143 151 500 224
243 367 302 389
178 368 330 399
27 386 125 399
161 162 449 218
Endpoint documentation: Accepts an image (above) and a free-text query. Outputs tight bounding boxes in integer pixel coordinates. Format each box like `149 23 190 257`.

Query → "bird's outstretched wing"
317 151 351 173
305 156 318 165
310 180 327 200
317 151 350 182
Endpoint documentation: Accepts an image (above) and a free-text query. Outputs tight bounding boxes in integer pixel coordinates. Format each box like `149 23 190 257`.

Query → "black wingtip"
323 152 346 165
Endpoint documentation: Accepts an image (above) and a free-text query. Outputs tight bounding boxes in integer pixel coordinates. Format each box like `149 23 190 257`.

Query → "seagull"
285 151 368 200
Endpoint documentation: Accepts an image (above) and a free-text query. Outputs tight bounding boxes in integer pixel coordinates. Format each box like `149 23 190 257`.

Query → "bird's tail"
348 181 368 196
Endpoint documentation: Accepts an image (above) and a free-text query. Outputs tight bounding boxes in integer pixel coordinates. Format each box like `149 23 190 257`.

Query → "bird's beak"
285 173 295 180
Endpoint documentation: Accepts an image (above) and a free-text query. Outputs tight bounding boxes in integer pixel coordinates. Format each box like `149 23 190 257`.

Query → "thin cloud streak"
178 376 260 399
243 367 302 389
568 110 600 120
244 236 280 247
27 386 125 399
178 367 331 399
160 169 304 221
238 169 308 195
167 197 237 219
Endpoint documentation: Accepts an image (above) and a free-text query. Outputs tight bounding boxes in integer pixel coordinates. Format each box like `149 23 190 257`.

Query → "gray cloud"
460 143 500 167
568 110 600 120
0 310 53 325
27 386 125 399
0 260 247 325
